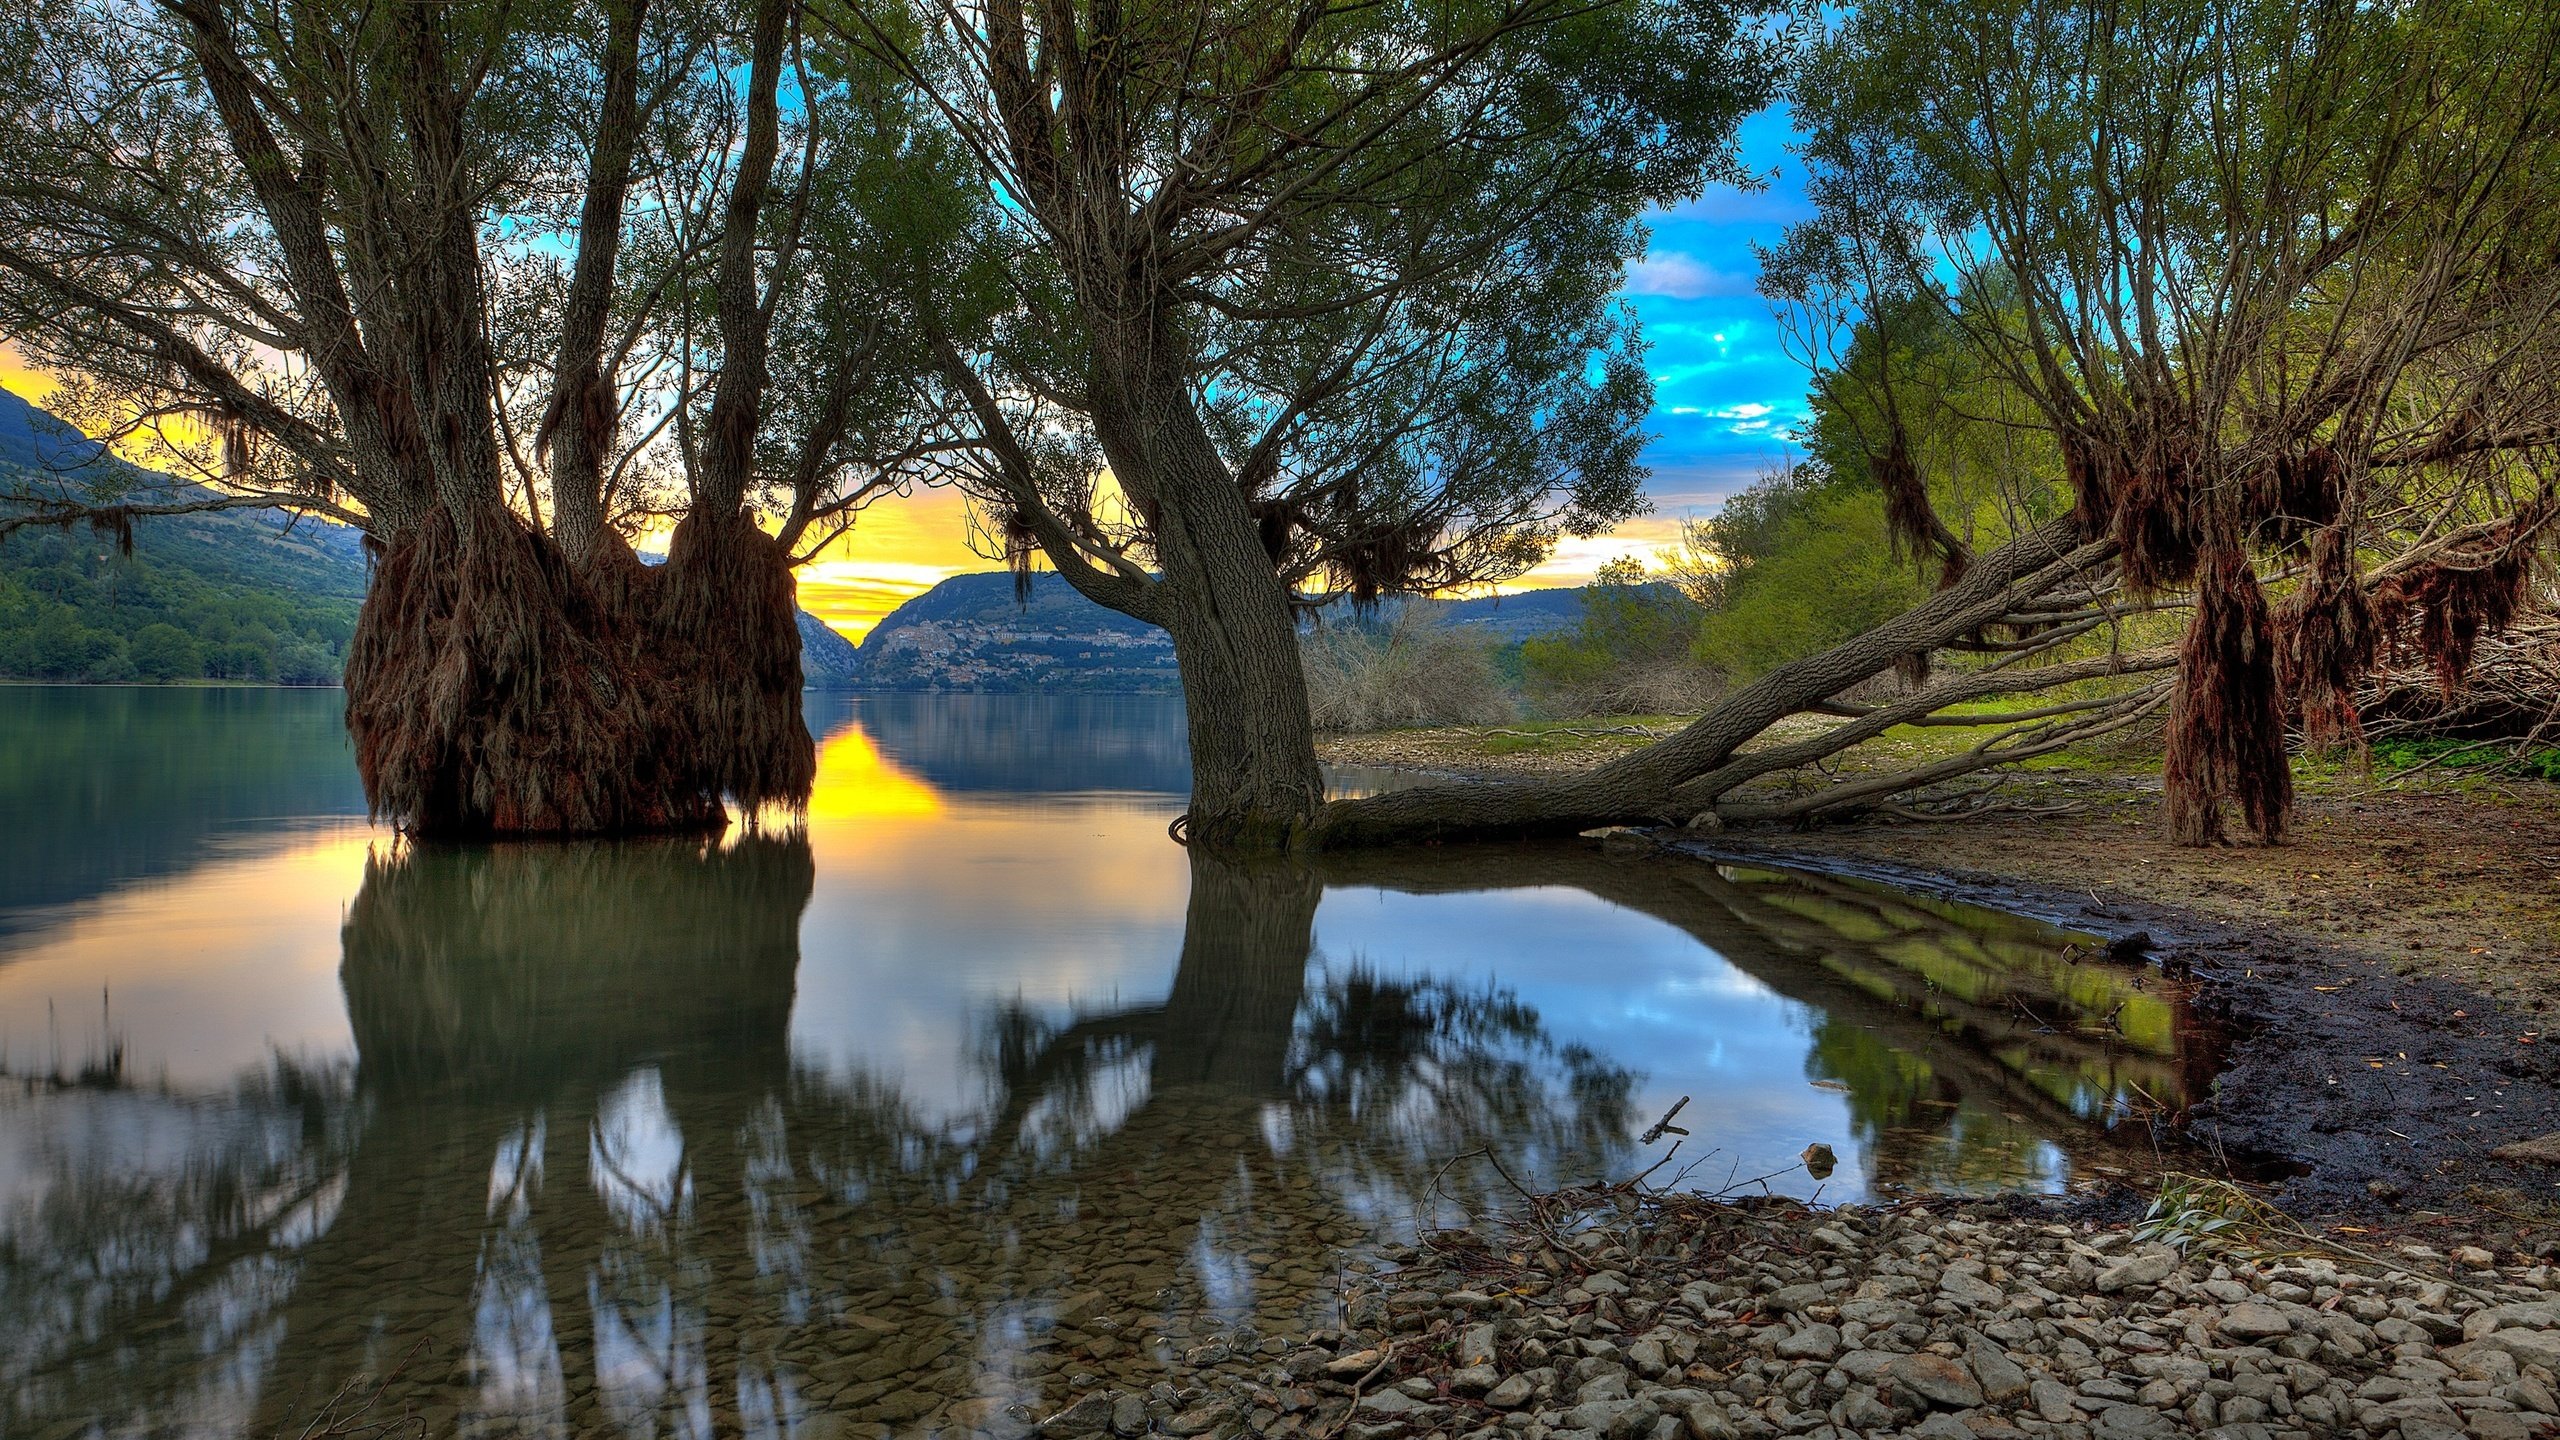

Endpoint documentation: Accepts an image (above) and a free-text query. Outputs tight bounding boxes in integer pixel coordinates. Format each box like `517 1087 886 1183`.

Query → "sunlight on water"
0 687 2215 1439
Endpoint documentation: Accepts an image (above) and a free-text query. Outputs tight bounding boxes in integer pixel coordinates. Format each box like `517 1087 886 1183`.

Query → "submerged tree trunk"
343 511 811 839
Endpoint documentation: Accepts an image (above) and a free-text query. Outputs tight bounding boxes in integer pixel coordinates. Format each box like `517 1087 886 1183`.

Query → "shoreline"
1315 729 2560 1226
1130 1184 2560 1440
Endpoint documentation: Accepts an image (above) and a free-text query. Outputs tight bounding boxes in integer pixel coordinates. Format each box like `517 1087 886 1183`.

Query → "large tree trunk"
1092 367 1326 851
343 512 812 838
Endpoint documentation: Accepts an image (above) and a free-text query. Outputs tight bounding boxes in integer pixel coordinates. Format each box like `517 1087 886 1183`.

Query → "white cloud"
1623 252 1757 300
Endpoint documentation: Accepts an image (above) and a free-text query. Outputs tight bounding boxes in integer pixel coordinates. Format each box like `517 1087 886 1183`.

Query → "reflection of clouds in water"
593 1285 709 1440
1191 1202 1260 1321
1312 885 1854 1191
486 1115 545 1223
470 1228 563 1422
790 797 1188 1126
592 1069 690 1232
1018 1043 1153 1161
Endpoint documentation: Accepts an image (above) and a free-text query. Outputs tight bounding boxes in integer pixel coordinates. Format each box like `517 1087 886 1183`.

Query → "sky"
1 108 1817 642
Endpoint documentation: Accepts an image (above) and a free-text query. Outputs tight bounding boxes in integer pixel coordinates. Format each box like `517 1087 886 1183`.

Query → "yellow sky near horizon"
4 358 1690 642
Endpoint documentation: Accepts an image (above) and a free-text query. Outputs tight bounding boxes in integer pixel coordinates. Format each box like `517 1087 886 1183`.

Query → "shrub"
1302 604 1516 731
1520 561 1717 716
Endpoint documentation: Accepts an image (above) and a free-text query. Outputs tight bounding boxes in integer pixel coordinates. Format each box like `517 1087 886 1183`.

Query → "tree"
1314 0 2560 848
0 0 942 834
823 0 1788 849
128 623 202 681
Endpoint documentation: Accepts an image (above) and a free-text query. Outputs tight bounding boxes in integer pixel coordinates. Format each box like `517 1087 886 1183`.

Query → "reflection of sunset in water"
0 687 2214 1440
801 719 945 822
0 826 376 1087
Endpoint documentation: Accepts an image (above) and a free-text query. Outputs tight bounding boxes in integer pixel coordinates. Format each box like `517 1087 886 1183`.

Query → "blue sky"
1621 105 1815 517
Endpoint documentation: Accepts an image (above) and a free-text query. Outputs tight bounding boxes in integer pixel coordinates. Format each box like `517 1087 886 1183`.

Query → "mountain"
851 570 1181 692
845 569 1603 691
797 610 864 687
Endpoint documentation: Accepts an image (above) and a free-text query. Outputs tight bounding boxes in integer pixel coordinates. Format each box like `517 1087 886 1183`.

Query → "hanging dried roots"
2274 523 2379 754
2165 546 2291 847
344 512 813 838
2374 513 2547 701
655 510 819 812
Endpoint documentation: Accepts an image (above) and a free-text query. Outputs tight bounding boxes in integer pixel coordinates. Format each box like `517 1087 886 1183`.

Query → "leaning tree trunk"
1311 517 2125 848
1098 373 1327 852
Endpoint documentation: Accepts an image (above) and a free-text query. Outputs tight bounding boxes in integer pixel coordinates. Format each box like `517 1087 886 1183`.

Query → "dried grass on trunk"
2274 523 2379 754
344 512 812 838
2165 545 2291 846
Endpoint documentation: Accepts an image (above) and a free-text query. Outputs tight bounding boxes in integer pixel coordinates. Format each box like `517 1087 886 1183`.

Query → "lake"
0 686 2212 1439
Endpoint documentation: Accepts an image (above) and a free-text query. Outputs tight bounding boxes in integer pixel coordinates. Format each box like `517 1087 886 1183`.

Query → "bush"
1520 562 1717 716
1691 486 1930 682
1303 604 1517 731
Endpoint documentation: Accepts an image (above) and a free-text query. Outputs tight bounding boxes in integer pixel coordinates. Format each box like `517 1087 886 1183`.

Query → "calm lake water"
0 686 2211 1439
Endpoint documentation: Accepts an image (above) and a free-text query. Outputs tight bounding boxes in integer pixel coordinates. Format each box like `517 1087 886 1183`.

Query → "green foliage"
1520 573 1712 716
0 511 359 685
2368 739 2560 784
1690 475 1931 682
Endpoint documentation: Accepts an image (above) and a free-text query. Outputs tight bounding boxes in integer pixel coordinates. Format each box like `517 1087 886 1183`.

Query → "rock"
1052 1292 1111 1328
2030 1379 2082 1424
1963 1337 2031 1405
1938 1269 2005 1308
1763 1284 1828 1316
1886 1352 1984 1411
1773 1324 1842 1361
2090 1403 2180 1439
1682 1402 1738 1440
1039 1395 1116 1438
1358 1391 1430 1417
2456 1246 2499 1269
1109 1395 1149 1436
1578 1373 1632 1404
1326 1348 1385 1377
2467 1301 2560 1340
1906 1415 1974 1440
1461 1323 1502 1367
2215 1303 2293 1341
2492 1133 2560 1165
2096 1250 2178 1294
1486 1374 1536 1410
1453 1364 1500 1394
2467 1411 2534 1440
1162 1402 1238 1437
2473 1329 2560 1372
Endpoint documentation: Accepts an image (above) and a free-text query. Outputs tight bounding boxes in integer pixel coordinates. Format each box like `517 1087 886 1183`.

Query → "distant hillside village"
1 389 1590 692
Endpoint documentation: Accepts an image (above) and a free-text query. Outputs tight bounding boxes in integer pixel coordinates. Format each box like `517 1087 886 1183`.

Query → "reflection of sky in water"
0 687 2185 1438
1312 886 1847 1189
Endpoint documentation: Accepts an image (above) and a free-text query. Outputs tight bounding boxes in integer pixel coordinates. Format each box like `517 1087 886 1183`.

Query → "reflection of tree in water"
0 841 1636 1438
1322 846 2211 1197
1 838 2205 1438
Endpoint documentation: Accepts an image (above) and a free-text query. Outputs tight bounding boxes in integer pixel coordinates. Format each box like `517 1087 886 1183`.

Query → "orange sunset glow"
4 353 1689 644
